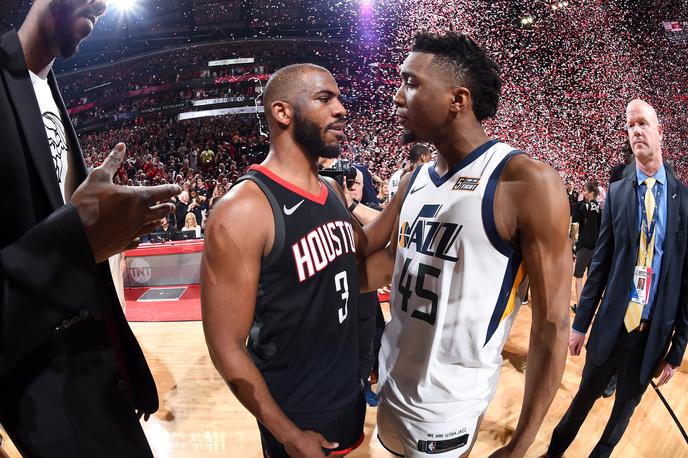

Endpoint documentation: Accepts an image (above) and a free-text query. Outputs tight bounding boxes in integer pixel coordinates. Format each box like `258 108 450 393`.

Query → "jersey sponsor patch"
452 177 480 191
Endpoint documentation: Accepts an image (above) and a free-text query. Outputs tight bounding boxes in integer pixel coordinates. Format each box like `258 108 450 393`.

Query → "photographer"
319 157 386 405
341 167 385 407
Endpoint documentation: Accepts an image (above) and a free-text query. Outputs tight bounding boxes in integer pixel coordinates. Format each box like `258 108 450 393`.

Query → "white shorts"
376 399 482 457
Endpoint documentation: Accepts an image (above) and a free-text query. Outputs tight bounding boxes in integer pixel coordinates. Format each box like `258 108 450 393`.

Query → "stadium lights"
110 0 138 13
551 1 569 10
520 16 534 27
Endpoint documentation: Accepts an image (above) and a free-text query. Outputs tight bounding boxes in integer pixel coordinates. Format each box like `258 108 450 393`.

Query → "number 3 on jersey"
335 271 349 324
398 258 441 325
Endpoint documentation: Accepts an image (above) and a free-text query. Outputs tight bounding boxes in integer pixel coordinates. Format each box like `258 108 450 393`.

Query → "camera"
318 159 357 188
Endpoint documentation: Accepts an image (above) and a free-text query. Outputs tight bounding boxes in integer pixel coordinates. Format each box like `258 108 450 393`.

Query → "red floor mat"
125 284 388 322
125 285 201 322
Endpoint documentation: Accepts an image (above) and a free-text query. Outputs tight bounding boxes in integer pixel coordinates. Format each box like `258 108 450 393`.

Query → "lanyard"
639 181 661 264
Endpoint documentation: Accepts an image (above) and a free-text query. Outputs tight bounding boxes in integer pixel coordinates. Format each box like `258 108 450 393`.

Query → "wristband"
348 200 358 212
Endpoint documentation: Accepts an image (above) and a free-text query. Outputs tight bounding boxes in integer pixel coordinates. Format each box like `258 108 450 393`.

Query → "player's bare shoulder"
495 153 568 238
501 154 564 191
205 179 274 256
499 154 567 208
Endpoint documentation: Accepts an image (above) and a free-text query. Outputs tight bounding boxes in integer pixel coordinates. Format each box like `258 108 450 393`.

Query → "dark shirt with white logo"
239 165 360 415
572 199 601 250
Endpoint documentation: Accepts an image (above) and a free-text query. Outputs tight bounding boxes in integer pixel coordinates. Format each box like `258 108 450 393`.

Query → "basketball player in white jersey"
360 31 572 457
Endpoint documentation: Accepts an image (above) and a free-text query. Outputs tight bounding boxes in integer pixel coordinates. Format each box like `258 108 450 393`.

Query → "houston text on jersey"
292 220 356 282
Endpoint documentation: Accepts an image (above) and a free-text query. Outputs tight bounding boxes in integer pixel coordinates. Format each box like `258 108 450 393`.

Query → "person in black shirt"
201 64 366 458
148 216 177 242
608 141 634 186
187 189 206 227
566 180 581 247
572 181 601 311
347 168 382 407
566 180 579 212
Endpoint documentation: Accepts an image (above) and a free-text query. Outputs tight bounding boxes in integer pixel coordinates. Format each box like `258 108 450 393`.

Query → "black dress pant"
548 329 651 458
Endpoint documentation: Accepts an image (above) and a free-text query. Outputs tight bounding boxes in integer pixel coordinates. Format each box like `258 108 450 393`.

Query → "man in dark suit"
543 99 688 457
0 1 180 456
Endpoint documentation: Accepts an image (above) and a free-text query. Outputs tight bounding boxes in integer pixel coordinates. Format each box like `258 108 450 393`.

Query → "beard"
293 109 342 160
401 128 417 145
50 0 81 58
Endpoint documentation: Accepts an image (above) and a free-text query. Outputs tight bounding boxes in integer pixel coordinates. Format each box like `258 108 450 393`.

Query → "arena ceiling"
0 0 360 71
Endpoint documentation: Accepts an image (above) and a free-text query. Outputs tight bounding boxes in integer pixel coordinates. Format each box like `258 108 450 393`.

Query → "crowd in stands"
59 40 352 107
62 0 687 238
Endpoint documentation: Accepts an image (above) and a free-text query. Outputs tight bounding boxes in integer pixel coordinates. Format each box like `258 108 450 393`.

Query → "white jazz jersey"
378 140 527 424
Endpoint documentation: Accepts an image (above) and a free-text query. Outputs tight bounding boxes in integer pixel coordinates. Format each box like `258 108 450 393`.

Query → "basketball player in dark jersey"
201 64 365 458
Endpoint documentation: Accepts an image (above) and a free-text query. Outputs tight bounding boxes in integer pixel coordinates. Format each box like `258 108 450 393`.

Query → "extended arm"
350 202 383 226
0 144 179 376
351 203 395 291
361 172 412 257
325 177 396 291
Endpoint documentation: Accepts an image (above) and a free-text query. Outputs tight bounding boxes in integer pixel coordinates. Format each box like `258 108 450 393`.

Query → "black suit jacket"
0 29 157 452
574 165 688 383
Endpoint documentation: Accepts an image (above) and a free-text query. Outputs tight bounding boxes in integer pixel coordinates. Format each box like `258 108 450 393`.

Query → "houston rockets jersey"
378 140 526 423
240 165 360 415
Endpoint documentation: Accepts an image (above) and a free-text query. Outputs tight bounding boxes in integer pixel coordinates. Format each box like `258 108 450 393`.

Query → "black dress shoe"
602 374 618 398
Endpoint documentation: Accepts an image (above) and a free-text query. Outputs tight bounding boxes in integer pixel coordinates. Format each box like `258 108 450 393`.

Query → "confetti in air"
50 0 687 189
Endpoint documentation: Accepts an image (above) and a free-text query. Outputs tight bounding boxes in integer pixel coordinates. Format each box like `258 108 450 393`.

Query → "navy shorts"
259 392 366 457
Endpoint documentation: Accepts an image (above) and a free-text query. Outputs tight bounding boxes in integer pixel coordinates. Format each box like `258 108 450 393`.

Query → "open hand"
70 143 181 263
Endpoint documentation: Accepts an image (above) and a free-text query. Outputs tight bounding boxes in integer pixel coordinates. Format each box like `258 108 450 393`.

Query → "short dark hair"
584 180 598 197
621 141 633 157
409 143 431 162
412 31 502 121
262 63 330 122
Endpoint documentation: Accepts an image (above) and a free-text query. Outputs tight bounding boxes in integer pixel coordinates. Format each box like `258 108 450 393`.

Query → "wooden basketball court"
2 279 687 457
